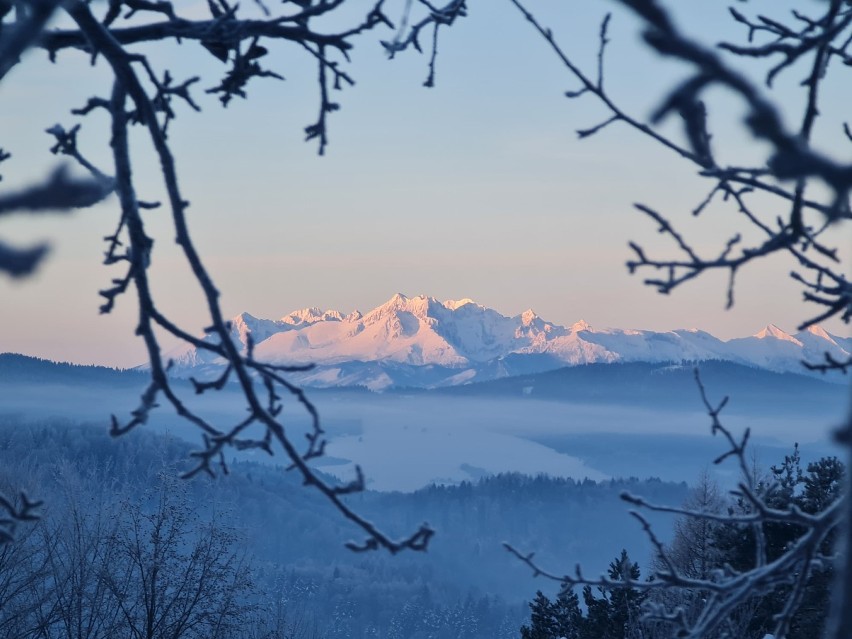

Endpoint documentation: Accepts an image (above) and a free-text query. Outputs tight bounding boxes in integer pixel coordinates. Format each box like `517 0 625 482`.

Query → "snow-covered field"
283 394 840 490
152 389 846 489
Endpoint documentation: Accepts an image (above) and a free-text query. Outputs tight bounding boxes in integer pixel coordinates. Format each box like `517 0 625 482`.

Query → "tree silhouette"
520 591 562 639
583 550 646 639
520 553 644 639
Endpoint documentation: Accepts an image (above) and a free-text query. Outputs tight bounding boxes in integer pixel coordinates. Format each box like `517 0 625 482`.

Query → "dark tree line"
522 550 646 639
520 448 845 639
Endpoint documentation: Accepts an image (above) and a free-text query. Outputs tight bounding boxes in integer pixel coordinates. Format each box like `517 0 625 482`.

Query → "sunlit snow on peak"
571 319 592 333
754 324 802 345
163 294 851 387
520 309 539 326
444 298 477 310
802 324 833 341
280 307 343 326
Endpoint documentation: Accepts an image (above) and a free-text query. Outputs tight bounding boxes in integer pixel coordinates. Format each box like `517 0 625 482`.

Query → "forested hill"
0 419 688 638
429 360 847 415
2 354 845 418
0 353 148 386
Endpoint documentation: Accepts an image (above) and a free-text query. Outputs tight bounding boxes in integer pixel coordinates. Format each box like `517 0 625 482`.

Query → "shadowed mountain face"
159 293 850 390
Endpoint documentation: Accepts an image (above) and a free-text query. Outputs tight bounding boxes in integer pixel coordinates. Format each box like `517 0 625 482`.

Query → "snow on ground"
320 417 608 491
296 394 837 490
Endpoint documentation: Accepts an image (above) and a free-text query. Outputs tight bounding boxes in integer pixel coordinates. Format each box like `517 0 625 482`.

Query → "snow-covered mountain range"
167 293 851 390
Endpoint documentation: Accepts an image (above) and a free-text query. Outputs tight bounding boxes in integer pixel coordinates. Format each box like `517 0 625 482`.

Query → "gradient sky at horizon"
0 0 849 368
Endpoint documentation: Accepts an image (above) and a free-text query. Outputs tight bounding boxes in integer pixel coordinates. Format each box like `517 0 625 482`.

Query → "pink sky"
0 1 848 368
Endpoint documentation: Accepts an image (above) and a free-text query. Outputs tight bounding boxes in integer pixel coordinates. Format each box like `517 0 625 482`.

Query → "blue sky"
0 0 848 367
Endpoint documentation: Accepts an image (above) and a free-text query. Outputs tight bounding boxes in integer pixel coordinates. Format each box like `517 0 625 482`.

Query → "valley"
1 353 844 490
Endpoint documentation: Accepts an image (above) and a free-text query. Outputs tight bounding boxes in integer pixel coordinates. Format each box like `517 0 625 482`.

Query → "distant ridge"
0 353 145 381
1 354 846 423
432 360 848 417
0 353 147 386
159 293 851 390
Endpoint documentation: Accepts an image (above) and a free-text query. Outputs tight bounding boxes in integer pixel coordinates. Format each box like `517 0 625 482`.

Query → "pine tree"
519 551 652 638
583 550 646 639
709 449 845 639
552 584 583 639
521 591 558 639
521 585 583 639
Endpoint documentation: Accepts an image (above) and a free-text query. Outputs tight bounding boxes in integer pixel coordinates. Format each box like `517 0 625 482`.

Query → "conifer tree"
707 451 844 639
583 550 646 639
520 591 558 639
551 584 583 639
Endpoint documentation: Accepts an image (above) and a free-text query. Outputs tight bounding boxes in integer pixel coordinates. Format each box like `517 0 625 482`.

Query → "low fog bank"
0 376 841 491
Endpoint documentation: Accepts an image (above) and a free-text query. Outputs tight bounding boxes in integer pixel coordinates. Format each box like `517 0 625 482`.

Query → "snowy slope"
727 324 851 373
165 293 850 388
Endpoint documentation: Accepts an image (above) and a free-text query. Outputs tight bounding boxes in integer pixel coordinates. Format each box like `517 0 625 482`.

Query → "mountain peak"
233 311 259 324
165 295 851 387
520 309 538 326
803 324 832 340
754 324 801 345
379 293 431 311
281 307 342 326
363 293 437 325
281 306 320 324
444 298 476 311
390 293 432 309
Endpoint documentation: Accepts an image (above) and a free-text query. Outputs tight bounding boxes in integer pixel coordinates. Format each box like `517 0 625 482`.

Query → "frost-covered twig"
0 492 42 545
508 0 850 330
0 0 453 553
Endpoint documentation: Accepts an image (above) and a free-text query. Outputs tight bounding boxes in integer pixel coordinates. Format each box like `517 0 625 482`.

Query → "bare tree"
103 474 253 639
0 507 50 638
464 1 852 637
644 471 757 639
658 471 726 581
0 462 258 639
34 469 127 639
0 463 51 636
0 0 469 551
